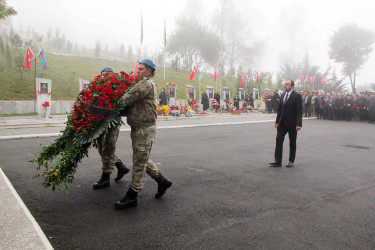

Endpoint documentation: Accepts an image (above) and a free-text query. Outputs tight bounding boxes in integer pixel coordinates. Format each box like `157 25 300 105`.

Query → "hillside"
0 49 243 101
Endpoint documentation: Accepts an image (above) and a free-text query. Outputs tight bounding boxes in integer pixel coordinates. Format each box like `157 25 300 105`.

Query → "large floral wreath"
30 71 138 191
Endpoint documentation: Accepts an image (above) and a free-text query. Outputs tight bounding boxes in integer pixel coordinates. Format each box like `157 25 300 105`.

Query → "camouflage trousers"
97 126 120 174
129 124 161 192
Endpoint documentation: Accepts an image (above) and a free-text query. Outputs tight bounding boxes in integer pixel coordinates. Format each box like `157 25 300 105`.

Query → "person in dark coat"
269 79 302 168
214 91 220 106
159 87 168 106
272 91 280 113
201 90 209 111
233 93 240 110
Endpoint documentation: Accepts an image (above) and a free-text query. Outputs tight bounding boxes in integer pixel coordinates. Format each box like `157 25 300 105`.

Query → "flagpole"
199 78 201 104
163 17 166 81
34 56 37 116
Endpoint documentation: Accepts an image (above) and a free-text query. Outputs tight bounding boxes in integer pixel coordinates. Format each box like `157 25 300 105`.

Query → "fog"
6 0 375 88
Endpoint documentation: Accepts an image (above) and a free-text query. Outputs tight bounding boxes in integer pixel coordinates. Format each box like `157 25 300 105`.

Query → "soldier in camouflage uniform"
115 59 172 209
93 67 130 189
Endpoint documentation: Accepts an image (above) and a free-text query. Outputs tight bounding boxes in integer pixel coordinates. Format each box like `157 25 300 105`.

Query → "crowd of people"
303 91 375 123
266 90 375 123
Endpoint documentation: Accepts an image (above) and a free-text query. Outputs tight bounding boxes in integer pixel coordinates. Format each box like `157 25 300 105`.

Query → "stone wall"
0 101 75 115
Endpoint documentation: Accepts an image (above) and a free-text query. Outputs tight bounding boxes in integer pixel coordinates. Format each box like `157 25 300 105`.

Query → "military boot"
155 175 172 199
115 188 138 209
114 160 130 181
93 172 110 189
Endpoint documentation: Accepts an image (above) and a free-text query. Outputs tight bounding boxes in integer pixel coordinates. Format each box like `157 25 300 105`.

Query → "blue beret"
139 58 156 70
101 67 115 74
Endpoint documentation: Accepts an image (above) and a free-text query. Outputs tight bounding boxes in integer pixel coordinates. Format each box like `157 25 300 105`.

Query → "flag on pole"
300 75 304 85
38 48 47 69
214 67 221 82
321 76 325 85
23 46 34 70
307 76 313 85
330 81 334 90
240 74 246 88
256 72 259 85
164 17 167 48
246 78 250 86
199 67 204 80
134 59 139 78
188 66 198 80
140 13 143 44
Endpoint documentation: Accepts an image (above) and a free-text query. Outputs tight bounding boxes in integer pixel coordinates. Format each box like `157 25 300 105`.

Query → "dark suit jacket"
276 90 303 128
304 95 312 105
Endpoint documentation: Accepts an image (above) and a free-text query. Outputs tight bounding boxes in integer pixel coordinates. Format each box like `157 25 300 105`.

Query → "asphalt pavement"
1 114 375 249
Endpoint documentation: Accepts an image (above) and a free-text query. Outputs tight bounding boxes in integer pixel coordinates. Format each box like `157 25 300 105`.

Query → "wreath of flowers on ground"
30 71 137 191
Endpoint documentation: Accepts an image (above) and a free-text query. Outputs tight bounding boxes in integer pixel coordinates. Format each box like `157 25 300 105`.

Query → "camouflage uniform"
97 126 120 174
122 76 161 192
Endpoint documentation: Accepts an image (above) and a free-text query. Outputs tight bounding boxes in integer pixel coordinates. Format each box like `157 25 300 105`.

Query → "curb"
0 119 276 140
0 168 53 250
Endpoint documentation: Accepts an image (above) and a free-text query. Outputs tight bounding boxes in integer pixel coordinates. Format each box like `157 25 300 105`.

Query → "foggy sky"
6 0 375 88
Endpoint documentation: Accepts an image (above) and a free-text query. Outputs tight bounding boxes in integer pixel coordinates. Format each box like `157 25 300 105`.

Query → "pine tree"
0 36 4 54
5 42 11 66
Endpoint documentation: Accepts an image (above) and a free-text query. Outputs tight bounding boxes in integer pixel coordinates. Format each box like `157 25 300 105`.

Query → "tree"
167 17 220 69
94 39 101 57
170 55 180 71
329 23 375 94
212 0 256 72
66 40 72 52
323 69 346 93
0 35 4 54
9 33 22 48
127 45 133 59
14 52 24 79
0 0 17 20
119 43 125 58
278 62 301 83
5 42 11 66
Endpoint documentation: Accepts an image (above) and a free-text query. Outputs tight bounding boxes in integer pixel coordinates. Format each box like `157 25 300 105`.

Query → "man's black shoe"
115 188 138 209
286 162 294 168
155 175 172 199
114 160 130 182
269 161 282 167
93 172 110 189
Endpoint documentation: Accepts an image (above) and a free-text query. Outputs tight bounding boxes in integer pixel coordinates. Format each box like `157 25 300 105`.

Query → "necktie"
284 93 289 104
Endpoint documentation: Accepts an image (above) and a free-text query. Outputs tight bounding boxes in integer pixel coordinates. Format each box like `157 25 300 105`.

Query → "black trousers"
274 123 297 163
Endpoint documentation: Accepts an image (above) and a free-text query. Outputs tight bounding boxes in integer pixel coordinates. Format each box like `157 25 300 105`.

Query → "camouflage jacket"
122 77 157 127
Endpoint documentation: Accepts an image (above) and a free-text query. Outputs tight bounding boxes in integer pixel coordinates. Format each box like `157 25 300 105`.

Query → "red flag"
188 66 198 80
240 74 246 88
330 81 334 90
24 46 34 70
214 68 217 82
300 75 304 85
134 59 139 78
321 76 325 85
307 76 313 85
256 72 259 85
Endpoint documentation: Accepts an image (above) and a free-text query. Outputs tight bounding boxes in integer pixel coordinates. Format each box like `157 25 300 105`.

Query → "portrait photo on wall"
40 82 48 93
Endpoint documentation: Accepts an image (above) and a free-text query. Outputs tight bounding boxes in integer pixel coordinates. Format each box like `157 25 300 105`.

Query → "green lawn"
0 48 246 101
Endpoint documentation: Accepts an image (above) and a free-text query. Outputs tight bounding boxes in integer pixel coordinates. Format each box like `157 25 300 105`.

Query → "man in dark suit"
304 92 312 117
269 79 302 168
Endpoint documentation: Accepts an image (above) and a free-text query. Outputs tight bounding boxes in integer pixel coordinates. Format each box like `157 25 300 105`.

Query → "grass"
0 48 256 101
0 113 37 117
